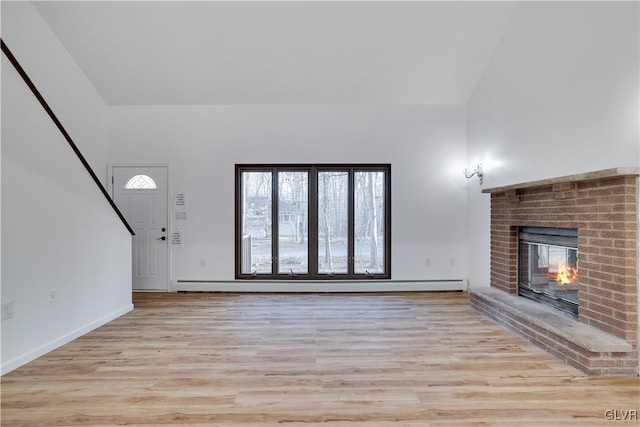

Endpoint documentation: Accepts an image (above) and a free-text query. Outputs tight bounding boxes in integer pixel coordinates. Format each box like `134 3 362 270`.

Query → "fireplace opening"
518 227 578 317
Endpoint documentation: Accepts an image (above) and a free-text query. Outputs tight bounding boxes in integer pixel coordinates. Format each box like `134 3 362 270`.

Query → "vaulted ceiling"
32 1 516 106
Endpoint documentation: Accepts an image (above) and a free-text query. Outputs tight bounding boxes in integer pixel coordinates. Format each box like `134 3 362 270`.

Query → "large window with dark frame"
236 164 391 279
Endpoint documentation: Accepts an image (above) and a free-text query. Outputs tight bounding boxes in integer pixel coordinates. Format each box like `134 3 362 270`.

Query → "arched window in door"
124 174 157 190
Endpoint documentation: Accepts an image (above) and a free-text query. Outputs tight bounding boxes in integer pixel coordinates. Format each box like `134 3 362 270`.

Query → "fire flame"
554 263 578 286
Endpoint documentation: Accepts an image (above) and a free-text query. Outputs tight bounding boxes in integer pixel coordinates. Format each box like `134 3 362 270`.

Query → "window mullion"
309 166 319 278
385 168 391 278
347 167 355 277
271 169 279 276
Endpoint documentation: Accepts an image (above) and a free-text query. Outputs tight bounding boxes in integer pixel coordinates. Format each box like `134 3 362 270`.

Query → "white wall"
1 2 132 374
108 105 470 283
1 1 109 184
466 1 640 289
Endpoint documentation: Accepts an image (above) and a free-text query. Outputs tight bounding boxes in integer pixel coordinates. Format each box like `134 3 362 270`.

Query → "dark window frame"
235 164 391 280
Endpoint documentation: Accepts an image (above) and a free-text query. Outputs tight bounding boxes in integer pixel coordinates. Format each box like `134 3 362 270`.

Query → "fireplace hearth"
470 168 639 376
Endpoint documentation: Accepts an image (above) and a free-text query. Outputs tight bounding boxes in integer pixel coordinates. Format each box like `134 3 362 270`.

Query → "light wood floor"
2 292 638 426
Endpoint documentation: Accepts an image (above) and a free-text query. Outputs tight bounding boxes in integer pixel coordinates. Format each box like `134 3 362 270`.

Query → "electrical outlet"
450 258 456 266
200 258 207 267
49 289 58 303
425 258 431 267
1 302 14 321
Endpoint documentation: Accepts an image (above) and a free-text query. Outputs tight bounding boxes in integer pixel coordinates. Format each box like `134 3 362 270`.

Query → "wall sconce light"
463 164 484 185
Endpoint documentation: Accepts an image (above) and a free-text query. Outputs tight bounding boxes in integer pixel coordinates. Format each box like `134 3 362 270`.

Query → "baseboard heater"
171 279 469 293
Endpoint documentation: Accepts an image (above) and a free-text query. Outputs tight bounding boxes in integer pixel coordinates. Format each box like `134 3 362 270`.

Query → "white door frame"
108 163 172 291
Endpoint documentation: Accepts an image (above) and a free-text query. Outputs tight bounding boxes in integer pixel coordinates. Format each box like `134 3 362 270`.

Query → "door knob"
157 236 166 241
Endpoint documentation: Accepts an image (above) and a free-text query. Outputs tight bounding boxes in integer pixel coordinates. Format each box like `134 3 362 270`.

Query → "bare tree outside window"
278 171 308 275
318 171 348 274
240 171 272 274
355 171 385 274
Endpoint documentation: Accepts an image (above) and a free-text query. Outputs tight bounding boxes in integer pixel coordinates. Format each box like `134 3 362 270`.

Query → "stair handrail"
1 38 134 235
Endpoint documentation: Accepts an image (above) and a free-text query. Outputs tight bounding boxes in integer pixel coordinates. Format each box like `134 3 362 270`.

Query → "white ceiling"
32 1 516 106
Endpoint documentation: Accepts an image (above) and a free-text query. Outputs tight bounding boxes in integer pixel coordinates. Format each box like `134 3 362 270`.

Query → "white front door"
111 166 169 291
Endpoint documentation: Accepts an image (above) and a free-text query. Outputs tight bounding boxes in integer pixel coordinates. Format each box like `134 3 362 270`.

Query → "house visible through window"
280 213 295 222
236 164 391 279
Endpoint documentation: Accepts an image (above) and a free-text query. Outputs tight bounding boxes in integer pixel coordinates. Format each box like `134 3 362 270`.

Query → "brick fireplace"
470 168 639 376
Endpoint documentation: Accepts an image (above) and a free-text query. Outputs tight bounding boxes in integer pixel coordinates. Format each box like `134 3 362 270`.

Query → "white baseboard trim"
171 279 469 293
1 304 134 376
